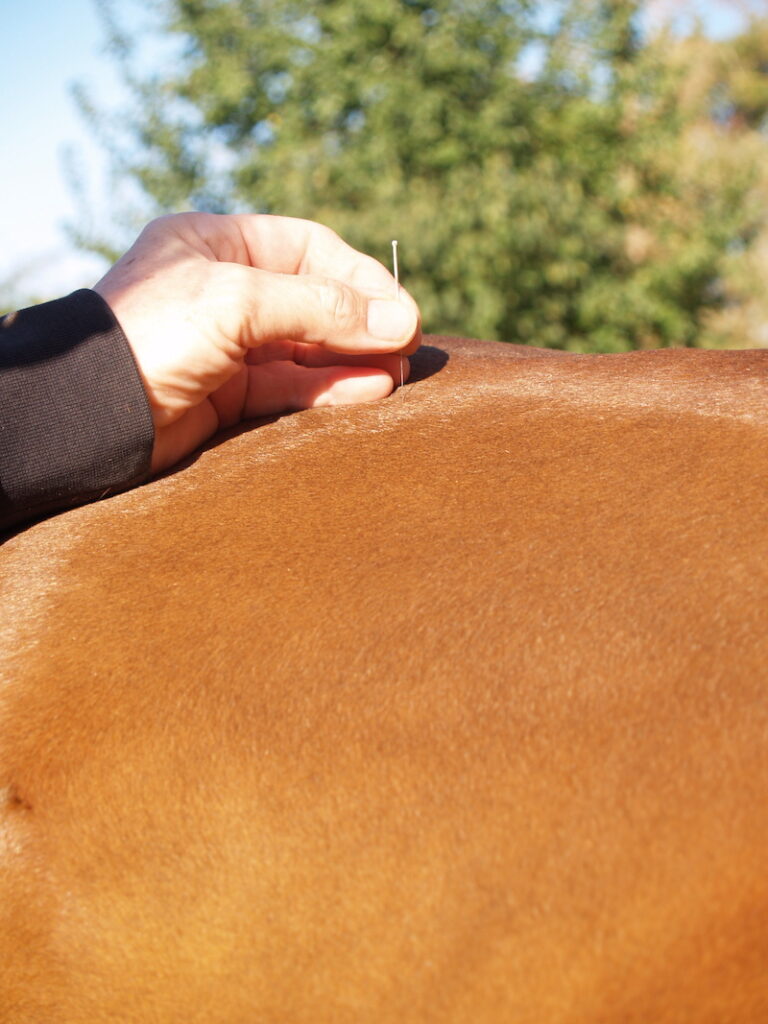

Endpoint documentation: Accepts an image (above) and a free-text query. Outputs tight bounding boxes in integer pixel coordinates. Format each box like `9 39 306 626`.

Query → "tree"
74 0 768 350
664 12 768 349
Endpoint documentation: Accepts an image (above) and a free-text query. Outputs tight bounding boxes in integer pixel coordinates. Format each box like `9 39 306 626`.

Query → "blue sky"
0 0 135 300
0 0 755 303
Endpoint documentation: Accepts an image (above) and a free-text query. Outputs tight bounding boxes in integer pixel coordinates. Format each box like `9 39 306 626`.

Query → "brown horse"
2 336 768 1023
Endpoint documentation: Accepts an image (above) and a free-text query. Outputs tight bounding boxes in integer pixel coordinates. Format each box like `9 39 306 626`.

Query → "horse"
2 336 767 1022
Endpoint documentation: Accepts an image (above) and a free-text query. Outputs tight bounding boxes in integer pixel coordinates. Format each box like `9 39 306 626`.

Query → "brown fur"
2 336 768 1022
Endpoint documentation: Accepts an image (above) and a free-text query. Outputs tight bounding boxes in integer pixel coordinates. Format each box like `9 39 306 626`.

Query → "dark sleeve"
0 289 154 532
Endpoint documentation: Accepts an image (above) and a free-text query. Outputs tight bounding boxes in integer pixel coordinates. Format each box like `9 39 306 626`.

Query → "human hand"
94 213 421 473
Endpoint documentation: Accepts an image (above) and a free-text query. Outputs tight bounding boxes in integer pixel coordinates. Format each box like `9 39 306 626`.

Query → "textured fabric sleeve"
0 289 155 532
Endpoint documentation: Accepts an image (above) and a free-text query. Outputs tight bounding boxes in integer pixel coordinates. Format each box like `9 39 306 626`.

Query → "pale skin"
94 213 422 473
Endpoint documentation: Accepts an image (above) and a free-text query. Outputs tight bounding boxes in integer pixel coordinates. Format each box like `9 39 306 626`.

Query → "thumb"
223 265 421 355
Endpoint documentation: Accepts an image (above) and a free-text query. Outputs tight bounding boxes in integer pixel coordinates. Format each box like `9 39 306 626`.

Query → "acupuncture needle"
392 239 404 389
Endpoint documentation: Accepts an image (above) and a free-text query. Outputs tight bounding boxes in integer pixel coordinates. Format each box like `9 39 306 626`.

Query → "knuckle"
147 212 182 231
315 279 361 334
307 219 344 251
139 213 186 244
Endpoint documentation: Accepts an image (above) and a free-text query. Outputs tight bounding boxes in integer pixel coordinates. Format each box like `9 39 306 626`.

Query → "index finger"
232 214 397 292
239 216 423 356
189 212 422 355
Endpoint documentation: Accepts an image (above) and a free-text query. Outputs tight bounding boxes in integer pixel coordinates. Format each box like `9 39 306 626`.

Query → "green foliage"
75 0 768 350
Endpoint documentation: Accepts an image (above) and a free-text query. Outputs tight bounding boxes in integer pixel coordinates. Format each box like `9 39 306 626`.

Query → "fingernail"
367 300 415 344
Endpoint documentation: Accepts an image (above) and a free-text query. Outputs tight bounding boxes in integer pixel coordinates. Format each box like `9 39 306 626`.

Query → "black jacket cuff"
0 289 154 531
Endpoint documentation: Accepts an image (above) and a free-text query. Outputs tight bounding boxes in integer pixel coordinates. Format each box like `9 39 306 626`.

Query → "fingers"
151 352 411 474
168 212 422 355
242 345 410 418
224 264 421 355
219 349 409 424
210 346 409 426
172 211 406 298
241 361 398 419
245 340 409 373
232 214 397 291
150 400 219 475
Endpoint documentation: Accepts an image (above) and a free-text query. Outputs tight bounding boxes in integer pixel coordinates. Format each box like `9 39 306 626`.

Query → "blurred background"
3 0 768 351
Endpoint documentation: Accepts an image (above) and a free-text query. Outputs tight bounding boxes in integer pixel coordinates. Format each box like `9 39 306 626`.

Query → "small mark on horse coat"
2 785 33 812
